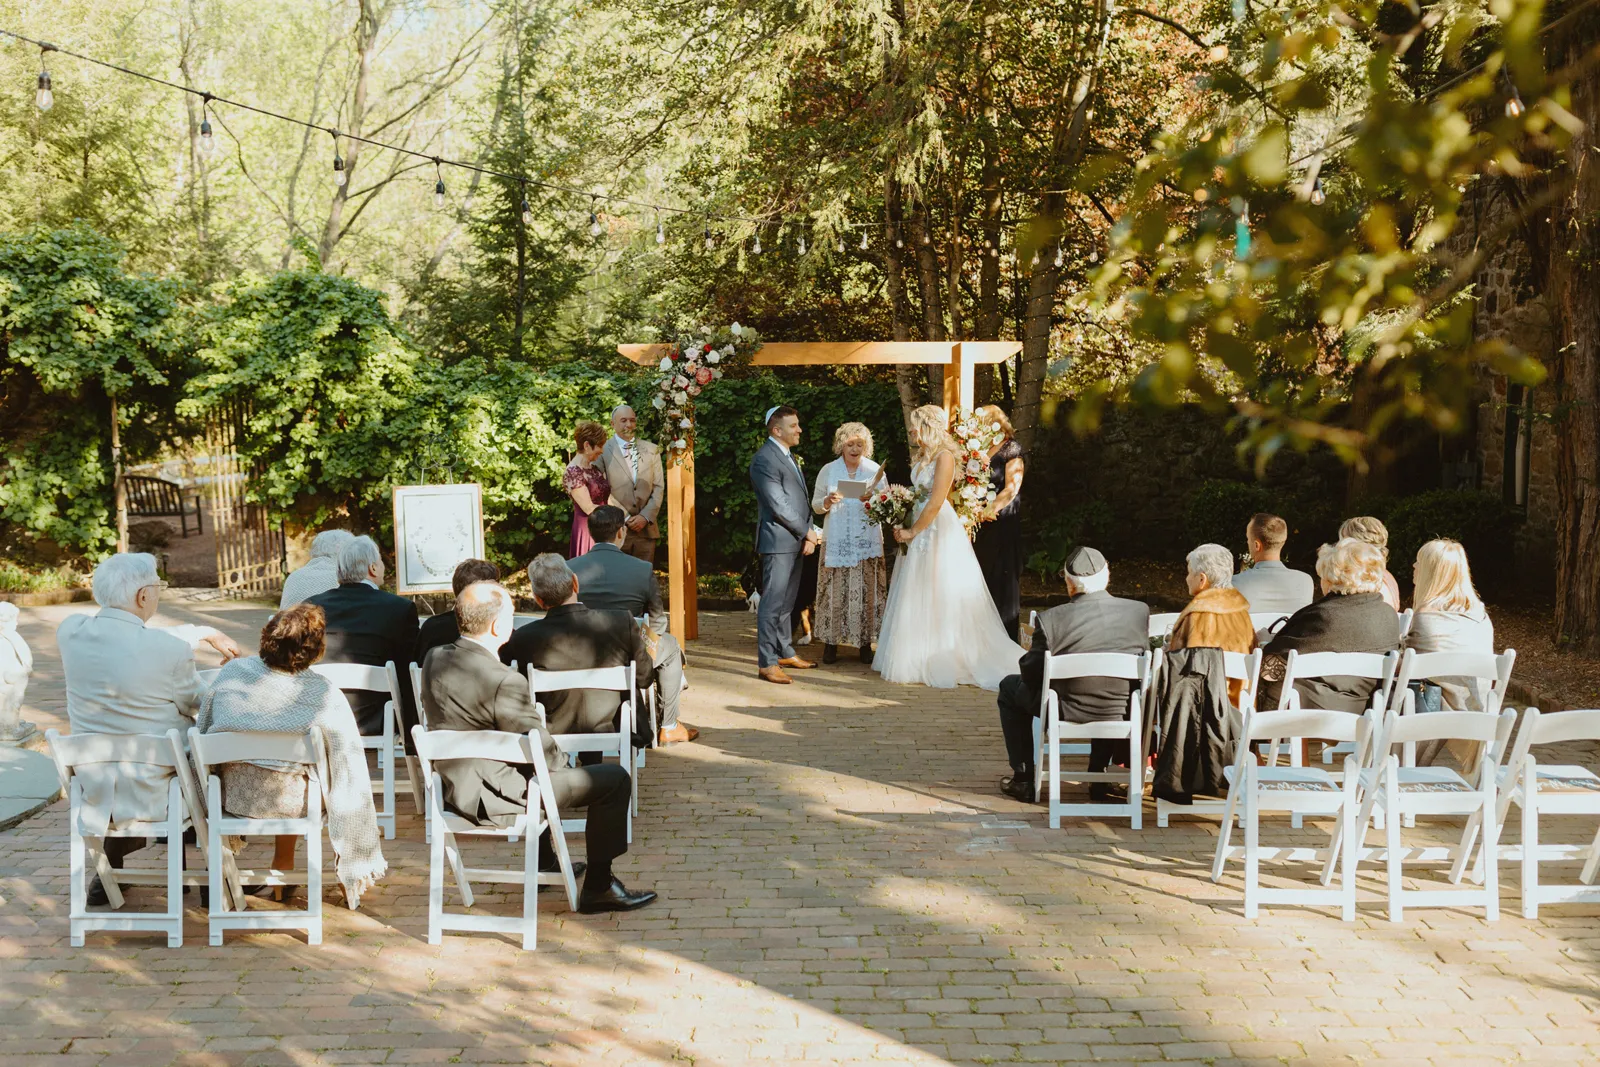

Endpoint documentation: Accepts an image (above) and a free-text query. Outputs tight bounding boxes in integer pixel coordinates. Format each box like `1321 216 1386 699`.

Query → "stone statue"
0 603 36 746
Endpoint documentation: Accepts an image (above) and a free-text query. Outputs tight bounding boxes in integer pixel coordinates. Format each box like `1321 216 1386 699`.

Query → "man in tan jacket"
602 405 664 565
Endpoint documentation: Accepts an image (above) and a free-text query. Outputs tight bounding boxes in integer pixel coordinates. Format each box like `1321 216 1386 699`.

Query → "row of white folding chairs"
47 725 329 947
1147 611 1294 642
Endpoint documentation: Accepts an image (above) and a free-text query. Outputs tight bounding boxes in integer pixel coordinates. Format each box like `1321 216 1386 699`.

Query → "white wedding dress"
873 459 1025 690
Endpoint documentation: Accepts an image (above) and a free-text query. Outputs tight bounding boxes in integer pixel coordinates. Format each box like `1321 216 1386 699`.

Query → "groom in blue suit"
749 405 820 684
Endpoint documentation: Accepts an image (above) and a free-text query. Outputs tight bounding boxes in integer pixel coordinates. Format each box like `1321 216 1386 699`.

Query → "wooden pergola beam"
617 340 1023 641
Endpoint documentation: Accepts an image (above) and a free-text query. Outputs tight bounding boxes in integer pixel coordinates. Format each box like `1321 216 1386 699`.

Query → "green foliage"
1356 490 1524 593
0 225 188 557
1025 502 1116 583
1183 479 1275 554
0 561 88 594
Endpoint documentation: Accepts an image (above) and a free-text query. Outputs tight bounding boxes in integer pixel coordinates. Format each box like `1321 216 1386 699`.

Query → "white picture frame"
391 483 486 595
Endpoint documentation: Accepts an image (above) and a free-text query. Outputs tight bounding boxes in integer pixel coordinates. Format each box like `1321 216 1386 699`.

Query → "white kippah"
765 405 781 424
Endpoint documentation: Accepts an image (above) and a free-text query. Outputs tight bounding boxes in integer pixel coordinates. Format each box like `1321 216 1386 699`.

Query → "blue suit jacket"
749 437 811 554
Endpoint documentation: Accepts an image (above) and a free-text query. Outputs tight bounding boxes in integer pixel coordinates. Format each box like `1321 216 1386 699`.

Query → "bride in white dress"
873 405 1025 690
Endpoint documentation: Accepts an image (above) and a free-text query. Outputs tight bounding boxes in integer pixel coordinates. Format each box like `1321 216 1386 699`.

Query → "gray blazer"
570 543 667 633
1017 591 1150 723
749 437 811 554
602 436 664 538
1232 560 1315 616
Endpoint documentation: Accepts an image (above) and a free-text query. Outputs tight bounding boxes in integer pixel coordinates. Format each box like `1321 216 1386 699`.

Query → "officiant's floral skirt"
814 557 887 647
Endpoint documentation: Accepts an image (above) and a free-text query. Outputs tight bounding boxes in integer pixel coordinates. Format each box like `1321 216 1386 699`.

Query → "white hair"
611 403 636 419
309 529 354 560
1066 566 1111 595
1186 543 1234 589
92 552 161 610
337 536 382 583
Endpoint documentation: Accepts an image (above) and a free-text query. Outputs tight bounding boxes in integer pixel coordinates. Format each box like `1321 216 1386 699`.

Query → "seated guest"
501 554 651 739
280 529 354 608
1258 537 1401 714
995 547 1149 803
1405 538 1495 710
416 558 500 666
199 603 386 908
1340 516 1401 609
570 506 694 745
1231 513 1314 616
1168 543 1257 705
421 581 656 913
57 552 243 903
306 536 420 738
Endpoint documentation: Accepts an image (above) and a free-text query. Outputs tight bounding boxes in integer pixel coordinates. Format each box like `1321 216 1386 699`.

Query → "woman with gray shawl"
198 603 386 907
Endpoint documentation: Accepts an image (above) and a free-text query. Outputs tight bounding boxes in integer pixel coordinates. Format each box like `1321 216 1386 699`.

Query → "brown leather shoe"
658 723 700 744
758 666 793 684
778 656 816 670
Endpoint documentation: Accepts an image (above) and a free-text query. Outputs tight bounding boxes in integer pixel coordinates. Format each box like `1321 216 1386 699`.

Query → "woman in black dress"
974 404 1026 642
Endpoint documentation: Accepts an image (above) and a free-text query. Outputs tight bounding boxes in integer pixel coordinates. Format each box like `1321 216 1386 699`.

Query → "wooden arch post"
618 340 1024 642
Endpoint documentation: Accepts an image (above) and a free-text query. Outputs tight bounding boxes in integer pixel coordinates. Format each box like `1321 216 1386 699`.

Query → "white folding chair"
1155 649 1263 827
1397 608 1415 640
1211 707 1366 920
1249 612 1289 635
47 728 214 948
1391 649 1516 778
312 662 421 838
188 727 327 946
1340 707 1515 921
1030 651 1149 829
1275 649 1399 826
526 664 641 842
1148 612 1180 643
411 725 579 950
1471 708 1600 917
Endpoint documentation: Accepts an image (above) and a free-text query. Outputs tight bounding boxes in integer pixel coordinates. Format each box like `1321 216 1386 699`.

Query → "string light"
704 225 714 250
1505 84 1525 117
836 235 844 253
797 234 807 255
859 230 869 250
655 209 665 244
35 46 52 111
752 231 762 255
331 130 346 187
432 158 446 208
1054 245 1064 267
589 196 601 236
1309 176 1325 205
520 180 533 225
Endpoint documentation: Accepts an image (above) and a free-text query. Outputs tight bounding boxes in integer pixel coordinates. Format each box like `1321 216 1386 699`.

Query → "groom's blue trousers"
758 549 804 668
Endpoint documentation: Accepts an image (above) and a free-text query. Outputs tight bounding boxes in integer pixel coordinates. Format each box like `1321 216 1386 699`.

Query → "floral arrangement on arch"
650 323 763 464
947 407 1001 539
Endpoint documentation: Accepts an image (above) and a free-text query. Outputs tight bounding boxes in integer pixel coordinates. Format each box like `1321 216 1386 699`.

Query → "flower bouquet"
649 323 762 464
947 408 1002 538
864 483 918 532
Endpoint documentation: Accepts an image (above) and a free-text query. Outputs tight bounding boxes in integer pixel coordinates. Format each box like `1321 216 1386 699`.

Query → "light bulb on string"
752 232 762 255
35 47 53 111
1505 85 1525 118
655 210 665 245
1054 245 1063 268
1309 177 1325 205
589 197 601 237
798 234 807 256
836 235 844 253
330 129 345 187
432 159 446 209
894 235 904 248
520 181 533 226
704 225 714 250
859 230 868 250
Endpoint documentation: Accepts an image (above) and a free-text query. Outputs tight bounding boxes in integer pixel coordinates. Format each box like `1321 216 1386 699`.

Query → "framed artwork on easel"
391 483 485 595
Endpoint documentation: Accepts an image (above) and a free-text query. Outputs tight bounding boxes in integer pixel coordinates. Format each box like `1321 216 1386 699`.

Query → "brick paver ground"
5 603 1600 1066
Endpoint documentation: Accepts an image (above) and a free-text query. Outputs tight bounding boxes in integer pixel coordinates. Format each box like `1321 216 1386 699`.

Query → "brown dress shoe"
778 656 816 669
658 723 700 744
758 666 793 684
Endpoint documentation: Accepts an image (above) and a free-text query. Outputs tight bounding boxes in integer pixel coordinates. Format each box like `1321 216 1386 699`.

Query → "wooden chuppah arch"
617 340 1024 641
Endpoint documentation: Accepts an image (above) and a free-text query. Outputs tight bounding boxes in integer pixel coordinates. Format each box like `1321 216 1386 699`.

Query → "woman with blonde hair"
1405 538 1495 710
873 405 1023 689
973 405 1026 642
1256 537 1401 714
810 422 886 663
1338 515 1400 608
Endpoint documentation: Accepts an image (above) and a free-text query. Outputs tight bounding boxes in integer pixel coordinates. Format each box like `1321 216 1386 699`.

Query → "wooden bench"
125 476 204 537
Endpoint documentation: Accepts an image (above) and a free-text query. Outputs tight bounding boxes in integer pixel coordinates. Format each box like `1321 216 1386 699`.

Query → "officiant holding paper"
810 422 887 665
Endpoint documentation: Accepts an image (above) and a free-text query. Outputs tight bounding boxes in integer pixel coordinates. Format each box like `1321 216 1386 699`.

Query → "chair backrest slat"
190 729 320 771
49 731 180 770
1528 707 1600 746
1249 612 1289 632
1043 650 1147 683
526 665 632 693
1223 649 1263 685
1285 650 1395 683
1382 708 1511 746
1247 708 1364 744
413 727 533 764
1148 612 1180 639
311 662 398 695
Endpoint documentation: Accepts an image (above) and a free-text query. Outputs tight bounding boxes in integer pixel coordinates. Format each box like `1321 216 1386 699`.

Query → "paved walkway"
4 606 1600 1065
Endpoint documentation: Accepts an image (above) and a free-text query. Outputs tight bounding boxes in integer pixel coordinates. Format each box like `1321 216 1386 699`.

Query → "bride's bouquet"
864 484 917 531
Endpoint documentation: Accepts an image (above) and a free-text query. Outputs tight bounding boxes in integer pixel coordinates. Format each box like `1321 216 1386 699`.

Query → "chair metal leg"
1521 790 1538 920
521 819 539 951
1386 769 1403 923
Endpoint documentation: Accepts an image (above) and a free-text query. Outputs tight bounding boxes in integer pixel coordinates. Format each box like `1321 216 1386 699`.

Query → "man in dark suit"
570 506 694 745
420 581 656 913
500 553 651 741
305 535 420 739
748 405 820 684
996 547 1150 803
415 558 500 666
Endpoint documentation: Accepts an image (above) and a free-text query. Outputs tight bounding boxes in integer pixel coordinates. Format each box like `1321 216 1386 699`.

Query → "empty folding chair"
1472 708 1600 918
1148 612 1180 643
1211 707 1366 920
411 725 579 950
1155 649 1263 827
1274 649 1399 826
47 728 214 948
1394 649 1517 765
311 662 420 838
1030 650 1150 829
1340 707 1515 921
526 663 641 842
188 727 328 946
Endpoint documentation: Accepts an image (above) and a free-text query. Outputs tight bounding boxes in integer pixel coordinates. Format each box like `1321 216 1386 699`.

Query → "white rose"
707 351 721 364
673 390 688 404
679 418 692 428
673 437 688 449
659 356 673 372
674 374 690 388
722 344 735 356
730 322 743 336
966 459 983 476
712 368 723 379
652 395 666 409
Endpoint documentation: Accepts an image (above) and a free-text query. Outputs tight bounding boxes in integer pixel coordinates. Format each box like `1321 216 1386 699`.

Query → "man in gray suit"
748 405 820 684
571 506 694 744
1231 512 1314 616
601 405 665 564
996 547 1150 803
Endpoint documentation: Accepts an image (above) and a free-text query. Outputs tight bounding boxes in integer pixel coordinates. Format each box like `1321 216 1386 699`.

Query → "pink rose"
686 383 702 397
695 366 713 385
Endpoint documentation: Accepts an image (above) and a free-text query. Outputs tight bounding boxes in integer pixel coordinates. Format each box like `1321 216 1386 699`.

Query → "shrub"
1025 501 1117 583
1372 490 1523 593
1183 480 1274 554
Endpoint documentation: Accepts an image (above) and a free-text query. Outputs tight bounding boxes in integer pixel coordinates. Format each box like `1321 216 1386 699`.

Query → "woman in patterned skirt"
809 422 887 664
563 420 611 558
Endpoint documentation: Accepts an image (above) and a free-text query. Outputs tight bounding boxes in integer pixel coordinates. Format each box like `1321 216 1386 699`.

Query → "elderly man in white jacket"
56 552 242 902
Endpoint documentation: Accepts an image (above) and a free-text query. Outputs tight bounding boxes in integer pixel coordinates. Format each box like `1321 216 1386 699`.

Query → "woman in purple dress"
562 420 611 558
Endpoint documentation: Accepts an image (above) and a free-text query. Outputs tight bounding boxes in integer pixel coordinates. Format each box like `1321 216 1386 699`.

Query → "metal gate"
205 404 285 598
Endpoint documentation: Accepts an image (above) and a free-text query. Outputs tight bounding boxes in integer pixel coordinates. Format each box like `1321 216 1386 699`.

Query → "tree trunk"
885 178 920 426
1550 11 1600 652
909 196 946 343
320 0 379 269
1014 244 1060 454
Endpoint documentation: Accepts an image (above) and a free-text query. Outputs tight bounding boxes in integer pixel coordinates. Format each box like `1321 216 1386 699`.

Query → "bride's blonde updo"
907 404 956 464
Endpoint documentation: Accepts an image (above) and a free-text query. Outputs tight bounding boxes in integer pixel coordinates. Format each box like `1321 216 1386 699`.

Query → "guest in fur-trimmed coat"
1167 543 1257 705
